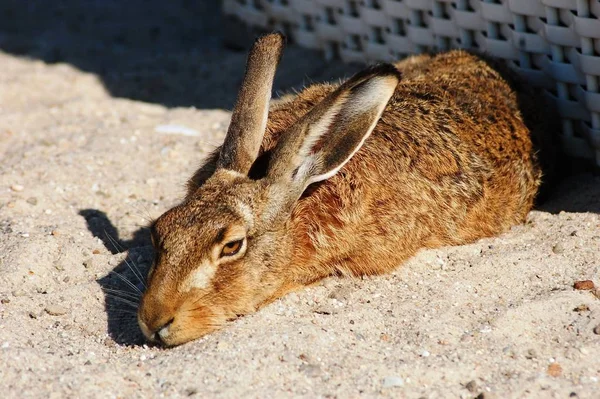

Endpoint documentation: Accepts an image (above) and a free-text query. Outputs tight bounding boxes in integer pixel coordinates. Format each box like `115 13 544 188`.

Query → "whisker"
106 309 139 317
126 201 155 225
106 315 138 322
104 294 140 309
106 309 138 316
103 287 141 300
105 232 147 289
109 270 143 295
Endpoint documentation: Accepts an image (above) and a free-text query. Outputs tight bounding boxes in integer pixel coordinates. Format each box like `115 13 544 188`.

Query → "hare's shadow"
80 209 153 346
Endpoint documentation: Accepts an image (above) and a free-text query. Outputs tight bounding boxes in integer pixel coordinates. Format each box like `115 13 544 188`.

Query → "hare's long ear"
217 33 285 174
267 64 400 194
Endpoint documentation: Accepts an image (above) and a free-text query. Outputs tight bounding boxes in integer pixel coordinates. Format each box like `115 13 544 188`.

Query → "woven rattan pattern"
223 0 600 166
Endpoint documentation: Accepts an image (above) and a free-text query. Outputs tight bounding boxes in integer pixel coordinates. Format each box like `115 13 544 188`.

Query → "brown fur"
138 35 549 346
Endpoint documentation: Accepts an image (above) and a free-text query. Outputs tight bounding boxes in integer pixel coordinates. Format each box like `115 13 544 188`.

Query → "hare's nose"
152 317 175 345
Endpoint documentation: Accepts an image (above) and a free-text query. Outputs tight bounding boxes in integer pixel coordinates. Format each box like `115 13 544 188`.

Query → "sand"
0 2 599 398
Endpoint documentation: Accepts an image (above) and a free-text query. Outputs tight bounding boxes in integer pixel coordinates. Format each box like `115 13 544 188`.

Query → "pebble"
26 197 38 205
313 304 337 315
45 305 69 316
82 258 95 269
525 349 537 359
552 243 565 254
382 376 404 388
465 380 478 393
547 362 562 377
573 304 590 312
593 325 600 335
328 286 352 302
10 184 24 192
51 229 60 236
0 298 9 304
12 289 27 297
420 350 430 357
573 280 595 291
299 363 321 378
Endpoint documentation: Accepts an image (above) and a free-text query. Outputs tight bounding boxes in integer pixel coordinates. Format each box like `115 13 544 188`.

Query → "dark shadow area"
80 209 153 346
0 0 358 109
538 172 600 214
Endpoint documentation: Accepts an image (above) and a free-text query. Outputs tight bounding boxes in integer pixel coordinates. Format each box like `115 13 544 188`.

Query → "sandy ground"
1 2 600 398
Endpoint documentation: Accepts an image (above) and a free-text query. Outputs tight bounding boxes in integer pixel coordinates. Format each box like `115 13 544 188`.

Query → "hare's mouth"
139 308 225 347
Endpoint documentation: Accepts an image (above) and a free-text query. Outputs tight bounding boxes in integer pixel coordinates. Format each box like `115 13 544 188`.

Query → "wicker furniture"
223 0 600 166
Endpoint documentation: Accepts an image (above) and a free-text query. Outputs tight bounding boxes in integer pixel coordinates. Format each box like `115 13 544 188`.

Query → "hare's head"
137 33 400 346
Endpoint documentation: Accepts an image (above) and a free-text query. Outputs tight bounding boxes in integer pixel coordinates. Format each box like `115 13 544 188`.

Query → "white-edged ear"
266 64 400 193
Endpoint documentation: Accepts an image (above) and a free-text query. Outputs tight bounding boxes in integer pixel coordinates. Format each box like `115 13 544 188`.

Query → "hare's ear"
267 64 400 192
217 33 285 174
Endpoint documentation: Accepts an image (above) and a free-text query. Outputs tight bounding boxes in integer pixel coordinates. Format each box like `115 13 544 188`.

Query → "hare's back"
391 50 537 168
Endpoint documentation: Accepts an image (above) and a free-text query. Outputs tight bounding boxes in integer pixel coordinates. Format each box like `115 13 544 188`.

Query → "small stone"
573 280 595 291
12 290 26 297
63 276 70 283
216 341 231 351
82 258 95 269
26 197 38 205
51 229 60 236
0 298 9 304
525 349 537 359
382 376 404 388
552 243 565 254
10 184 24 192
570 230 578 237
298 353 309 362
313 304 337 315
299 363 321 378
573 304 590 312
465 380 478 393
28 311 38 319
420 350 430 357
184 388 198 396
547 362 562 377
593 325 600 335
92 249 101 255
328 286 352 301
45 305 68 316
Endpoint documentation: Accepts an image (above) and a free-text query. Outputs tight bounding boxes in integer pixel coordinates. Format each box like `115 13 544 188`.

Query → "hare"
137 33 553 346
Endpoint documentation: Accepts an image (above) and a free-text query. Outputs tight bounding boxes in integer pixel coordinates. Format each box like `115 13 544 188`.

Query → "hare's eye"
221 239 244 257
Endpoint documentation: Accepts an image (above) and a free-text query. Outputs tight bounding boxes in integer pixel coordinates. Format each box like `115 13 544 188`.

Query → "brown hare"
138 33 553 346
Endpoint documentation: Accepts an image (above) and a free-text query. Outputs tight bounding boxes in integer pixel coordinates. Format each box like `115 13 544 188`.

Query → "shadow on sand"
80 209 152 346
0 0 359 110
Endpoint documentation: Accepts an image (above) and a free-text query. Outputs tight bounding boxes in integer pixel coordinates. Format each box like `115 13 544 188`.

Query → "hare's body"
139 35 551 346
189 51 540 288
